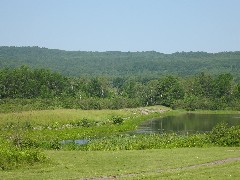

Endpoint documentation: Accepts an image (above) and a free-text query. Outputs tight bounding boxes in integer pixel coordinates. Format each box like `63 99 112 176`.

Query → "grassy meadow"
0 106 171 126
0 106 172 145
0 147 239 179
0 106 240 179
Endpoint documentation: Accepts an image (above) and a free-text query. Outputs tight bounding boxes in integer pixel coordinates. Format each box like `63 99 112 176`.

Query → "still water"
137 113 240 134
60 139 89 145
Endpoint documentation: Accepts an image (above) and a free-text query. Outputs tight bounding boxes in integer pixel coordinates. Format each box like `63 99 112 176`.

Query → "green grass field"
0 147 239 179
0 106 240 179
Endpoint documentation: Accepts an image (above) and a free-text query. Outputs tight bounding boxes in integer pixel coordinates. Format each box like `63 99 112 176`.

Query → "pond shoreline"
137 112 240 134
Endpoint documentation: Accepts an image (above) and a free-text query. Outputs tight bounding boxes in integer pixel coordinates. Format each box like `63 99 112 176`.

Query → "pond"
60 139 89 145
136 113 240 134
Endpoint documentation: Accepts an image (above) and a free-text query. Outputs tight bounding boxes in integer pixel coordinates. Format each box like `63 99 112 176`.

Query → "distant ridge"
0 46 240 78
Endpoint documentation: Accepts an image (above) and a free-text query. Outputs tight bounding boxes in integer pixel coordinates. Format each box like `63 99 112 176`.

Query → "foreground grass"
130 161 240 179
0 147 239 179
1 107 239 179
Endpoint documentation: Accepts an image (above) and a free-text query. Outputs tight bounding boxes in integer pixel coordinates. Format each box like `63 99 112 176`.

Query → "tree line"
1 66 240 112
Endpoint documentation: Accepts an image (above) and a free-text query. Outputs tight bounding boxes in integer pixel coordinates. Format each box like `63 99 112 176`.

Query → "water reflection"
60 139 89 145
137 113 240 134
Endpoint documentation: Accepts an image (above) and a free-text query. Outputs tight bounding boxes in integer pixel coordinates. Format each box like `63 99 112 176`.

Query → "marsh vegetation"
0 107 239 172
0 49 240 179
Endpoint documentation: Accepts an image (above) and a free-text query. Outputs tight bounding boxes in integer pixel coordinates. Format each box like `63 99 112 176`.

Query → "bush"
0 138 46 170
111 116 124 125
173 96 231 111
209 123 240 146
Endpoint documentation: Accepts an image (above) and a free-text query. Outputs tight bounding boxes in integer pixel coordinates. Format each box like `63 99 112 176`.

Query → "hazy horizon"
2 45 240 54
1 0 240 53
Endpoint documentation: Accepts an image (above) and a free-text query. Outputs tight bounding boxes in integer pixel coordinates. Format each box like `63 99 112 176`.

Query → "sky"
0 0 240 53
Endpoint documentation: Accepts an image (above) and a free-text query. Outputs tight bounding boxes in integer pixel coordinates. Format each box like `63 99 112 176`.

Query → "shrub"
0 138 46 170
209 123 240 146
112 116 124 125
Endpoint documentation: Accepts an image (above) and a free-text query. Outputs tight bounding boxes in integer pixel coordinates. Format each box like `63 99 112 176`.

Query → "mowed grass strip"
0 147 239 180
127 159 240 179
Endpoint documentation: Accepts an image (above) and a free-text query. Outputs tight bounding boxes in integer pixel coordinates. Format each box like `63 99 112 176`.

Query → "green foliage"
72 118 97 127
156 76 184 106
209 123 240 146
87 78 109 98
0 66 69 99
174 96 228 111
64 133 210 151
212 73 234 101
0 138 46 170
1 47 240 78
191 72 214 98
60 123 240 151
3 122 240 152
0 108 165 151
111 116 124 125
1 65 240 112
236 83 240 98
173 73 240 110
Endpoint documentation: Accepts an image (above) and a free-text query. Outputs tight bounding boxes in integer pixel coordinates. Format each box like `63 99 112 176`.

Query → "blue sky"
0 0 240 53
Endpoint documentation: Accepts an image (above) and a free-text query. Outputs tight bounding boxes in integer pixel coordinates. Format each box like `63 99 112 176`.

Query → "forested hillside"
1 46 240 78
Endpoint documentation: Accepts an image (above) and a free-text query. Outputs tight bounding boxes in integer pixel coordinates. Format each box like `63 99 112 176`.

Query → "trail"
80 157 240 180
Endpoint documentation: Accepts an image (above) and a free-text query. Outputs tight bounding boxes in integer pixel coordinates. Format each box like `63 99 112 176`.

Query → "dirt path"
80 157 240 180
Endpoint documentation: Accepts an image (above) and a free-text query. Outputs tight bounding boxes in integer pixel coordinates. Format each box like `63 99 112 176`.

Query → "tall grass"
0 106 171 150
61 123 240 151
0 138 46 170
0 109 133 127
0 106 170 126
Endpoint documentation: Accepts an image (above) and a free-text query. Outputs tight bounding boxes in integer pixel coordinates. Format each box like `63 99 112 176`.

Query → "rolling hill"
0 46 240 78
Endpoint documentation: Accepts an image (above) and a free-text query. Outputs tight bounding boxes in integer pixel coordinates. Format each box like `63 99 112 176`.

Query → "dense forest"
1 46 240 112
1 66 240 112
1 46 240 79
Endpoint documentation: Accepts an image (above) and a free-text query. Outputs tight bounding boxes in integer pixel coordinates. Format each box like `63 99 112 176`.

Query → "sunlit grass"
0 147 239 179
0 106 172 149
0 107 240 179
0 105 170 126
0 109 129 126
129 159 240 179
